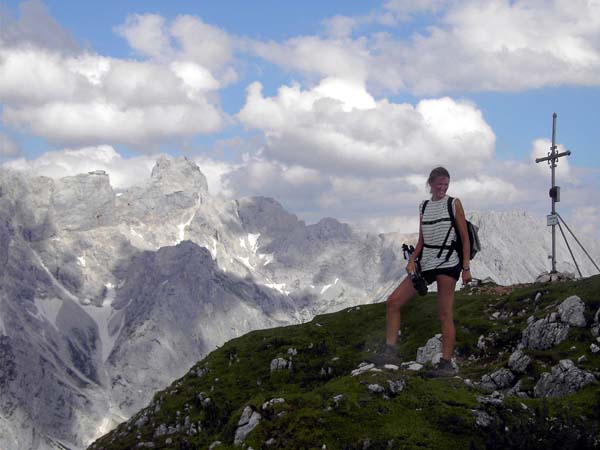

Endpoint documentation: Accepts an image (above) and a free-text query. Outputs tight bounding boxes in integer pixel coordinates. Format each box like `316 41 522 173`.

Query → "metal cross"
535 113 570 273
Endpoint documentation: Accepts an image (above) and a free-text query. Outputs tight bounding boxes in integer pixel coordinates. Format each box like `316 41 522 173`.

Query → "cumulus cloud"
0 10 235 148
250 0 600 95
3 145 158 188
250 36 370 84
0 0 78 52
3 144 238 197
571 206 600 241
0 133 20 157
115 14 172 60
238 77 495 176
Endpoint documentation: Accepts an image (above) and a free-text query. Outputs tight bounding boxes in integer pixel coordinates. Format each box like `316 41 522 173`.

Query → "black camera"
410 263 428 296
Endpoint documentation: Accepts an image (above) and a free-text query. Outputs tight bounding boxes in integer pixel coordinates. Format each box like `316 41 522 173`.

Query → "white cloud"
383 0 449 20
250 1 600 95
571 206 600 241
3 100 224 146
3 145 157 188
0 133 20 157
115 14 172 60
251 36 370 83
170 15 235 74
2 144 238 197
530 138 573 182
238 78 495 176
0 12 234 148
374 0 600 94
0 0 78 52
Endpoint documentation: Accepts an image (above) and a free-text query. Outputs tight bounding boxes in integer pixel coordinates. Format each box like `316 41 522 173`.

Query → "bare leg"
385 276 417 346
436 274 457 360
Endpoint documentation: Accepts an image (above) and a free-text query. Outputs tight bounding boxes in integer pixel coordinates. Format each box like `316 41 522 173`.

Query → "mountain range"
0 156 599 449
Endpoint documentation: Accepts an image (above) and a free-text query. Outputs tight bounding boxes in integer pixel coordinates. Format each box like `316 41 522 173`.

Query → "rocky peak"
150 155 208 194
52 171 115 231
307 217 353 241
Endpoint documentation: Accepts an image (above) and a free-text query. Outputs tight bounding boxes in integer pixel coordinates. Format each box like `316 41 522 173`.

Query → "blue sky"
1 0 599 242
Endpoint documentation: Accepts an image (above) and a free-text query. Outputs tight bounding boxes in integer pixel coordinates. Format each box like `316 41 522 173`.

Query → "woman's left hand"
462 268 473 285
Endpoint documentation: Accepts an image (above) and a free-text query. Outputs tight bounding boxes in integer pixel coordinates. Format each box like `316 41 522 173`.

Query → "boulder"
480 369 515 391
416 334 442 364
558 296 586 327
270 358 289 372
234 406 262 445
367 384 385 394
387 379 406 395
508 349 531 374
533 359 596 398
521 317 570 350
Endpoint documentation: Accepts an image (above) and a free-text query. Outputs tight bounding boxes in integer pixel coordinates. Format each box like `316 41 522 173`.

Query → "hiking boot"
425 358 457 378
368 344 401 366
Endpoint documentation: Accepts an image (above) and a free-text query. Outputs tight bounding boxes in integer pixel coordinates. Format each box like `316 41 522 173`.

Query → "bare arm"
454 198 472 282
407 215 424 273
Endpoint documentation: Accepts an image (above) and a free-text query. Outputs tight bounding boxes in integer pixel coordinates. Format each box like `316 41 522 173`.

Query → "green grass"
89 275 600 450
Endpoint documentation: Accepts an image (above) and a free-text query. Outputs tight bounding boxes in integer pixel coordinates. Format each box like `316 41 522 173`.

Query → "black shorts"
422 264 461 285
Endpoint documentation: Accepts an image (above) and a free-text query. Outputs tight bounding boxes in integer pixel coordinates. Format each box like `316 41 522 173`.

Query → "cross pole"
535 113 571 273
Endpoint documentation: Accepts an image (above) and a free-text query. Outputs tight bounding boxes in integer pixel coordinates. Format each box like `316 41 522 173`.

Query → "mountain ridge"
88 275 600 450
1 156 599 449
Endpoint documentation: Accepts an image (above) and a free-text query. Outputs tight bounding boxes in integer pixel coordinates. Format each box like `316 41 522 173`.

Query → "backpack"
420 196 480 266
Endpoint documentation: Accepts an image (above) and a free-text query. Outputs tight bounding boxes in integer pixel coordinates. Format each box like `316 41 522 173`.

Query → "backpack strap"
433 197 455 259
421 200 429 217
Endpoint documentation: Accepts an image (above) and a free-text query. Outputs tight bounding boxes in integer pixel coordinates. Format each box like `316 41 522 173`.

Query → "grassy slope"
89 276 600 450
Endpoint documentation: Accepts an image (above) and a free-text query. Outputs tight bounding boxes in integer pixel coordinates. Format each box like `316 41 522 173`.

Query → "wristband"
462 267 470 271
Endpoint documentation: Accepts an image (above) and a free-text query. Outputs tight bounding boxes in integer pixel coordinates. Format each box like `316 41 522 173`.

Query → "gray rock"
351 363 375 376
387 379 406 395
536 273 551 283
234 406 262 445
52 171 116 231
416 334 442 364
522 317 570 350
367 384 385 394
591 343 600 354
533 359 597 398
473 410 493 427
270 357 289 372
262 398 285 410
480 369 515 391
477 335 487 350
476 391 504 405
505 379 528 398
508 349 531 373
558 296 586 327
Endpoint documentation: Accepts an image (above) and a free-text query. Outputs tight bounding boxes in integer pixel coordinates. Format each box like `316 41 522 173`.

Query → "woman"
372 167 472 377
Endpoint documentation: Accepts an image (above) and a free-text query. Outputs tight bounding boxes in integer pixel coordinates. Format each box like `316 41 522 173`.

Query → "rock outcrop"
533 359 596 398
521 316 570 350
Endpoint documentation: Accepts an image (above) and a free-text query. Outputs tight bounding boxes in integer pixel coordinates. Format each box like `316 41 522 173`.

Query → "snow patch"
208 238 218 259
238 256 255 271
240 233 260 254
82 283 121 362
177 212 195 243
259 253 274 266
77 256 86 267
247 233 260 253
129 226 144 240
320 278 340 294
321 283 332 294
34 297 63 329
265 282 290 295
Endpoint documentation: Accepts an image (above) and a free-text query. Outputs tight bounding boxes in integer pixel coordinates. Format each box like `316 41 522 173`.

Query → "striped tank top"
419 195 459 271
